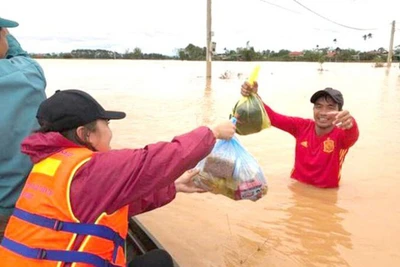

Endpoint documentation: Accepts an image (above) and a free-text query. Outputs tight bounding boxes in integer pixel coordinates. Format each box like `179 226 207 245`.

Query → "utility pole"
206 0 212 80
387 20 396 67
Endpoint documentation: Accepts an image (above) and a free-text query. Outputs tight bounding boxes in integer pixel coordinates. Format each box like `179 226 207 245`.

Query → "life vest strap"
13 208 124 262
1 237 119 267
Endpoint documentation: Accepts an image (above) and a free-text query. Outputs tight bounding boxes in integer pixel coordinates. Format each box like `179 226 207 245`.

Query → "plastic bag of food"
230 65 271 135
193 135 268 201
231 94 270 135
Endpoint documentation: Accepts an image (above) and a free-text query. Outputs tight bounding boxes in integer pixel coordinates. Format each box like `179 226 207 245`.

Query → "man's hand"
241 81 258 96
174 169 205 193
329 110 354 129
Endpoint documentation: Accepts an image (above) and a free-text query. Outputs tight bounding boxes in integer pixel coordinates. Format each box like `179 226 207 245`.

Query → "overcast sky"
3 0 400 55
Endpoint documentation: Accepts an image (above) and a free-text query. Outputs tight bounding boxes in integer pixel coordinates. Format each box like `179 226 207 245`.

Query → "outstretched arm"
241 81 309 137
128 169 205 216
330 110 359 148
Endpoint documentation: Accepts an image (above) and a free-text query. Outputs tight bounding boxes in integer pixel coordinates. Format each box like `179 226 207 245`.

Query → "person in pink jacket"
2 89 236 267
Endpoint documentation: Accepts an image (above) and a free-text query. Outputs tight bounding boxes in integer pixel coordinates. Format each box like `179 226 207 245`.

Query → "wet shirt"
264 104 359 188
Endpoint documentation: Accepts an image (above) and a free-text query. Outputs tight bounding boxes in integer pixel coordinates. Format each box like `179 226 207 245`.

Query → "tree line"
30 44 400 63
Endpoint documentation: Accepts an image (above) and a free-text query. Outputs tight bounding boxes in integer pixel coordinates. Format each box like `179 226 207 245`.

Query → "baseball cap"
0 17 19 28
37 89 126 132
310 87 344 108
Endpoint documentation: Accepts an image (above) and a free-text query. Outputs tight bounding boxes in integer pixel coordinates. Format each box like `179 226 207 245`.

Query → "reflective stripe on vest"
1 237 119 267
1 208 125 263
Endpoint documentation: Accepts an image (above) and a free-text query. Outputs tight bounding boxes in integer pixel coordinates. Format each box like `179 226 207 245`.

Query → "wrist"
174 181 182 192
211 128 219 139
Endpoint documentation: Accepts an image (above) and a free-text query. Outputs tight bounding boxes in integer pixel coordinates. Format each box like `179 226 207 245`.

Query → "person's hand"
328 110 354 129
174 169 205 193
241 81 258 96
211 120 236 140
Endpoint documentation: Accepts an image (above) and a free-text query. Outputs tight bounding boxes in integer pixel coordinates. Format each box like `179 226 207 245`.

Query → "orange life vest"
0 147 129 267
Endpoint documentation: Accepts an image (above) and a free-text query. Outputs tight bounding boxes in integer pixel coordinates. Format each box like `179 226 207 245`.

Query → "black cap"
37 89 126 132
310 87 344 109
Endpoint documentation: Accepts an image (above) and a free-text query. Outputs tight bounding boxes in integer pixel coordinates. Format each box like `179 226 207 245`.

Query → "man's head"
310 88 344 129
37 89 126 151
0 17 19 58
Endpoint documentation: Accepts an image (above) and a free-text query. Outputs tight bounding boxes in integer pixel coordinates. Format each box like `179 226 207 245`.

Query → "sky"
3 0 400 56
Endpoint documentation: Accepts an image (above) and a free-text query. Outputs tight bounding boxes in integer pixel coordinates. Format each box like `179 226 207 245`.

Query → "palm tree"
363 33 372 40
362 33 373 52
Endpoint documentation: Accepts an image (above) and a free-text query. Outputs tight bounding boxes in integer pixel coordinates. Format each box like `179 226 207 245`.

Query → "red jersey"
263 104 359 188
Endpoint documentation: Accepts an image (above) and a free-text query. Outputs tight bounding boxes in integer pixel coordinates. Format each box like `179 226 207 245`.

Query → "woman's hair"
35 120 98 151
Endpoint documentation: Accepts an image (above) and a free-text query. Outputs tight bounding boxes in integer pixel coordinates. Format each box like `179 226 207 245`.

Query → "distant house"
289 51 304 57
326 51 336 58
377 47 388 54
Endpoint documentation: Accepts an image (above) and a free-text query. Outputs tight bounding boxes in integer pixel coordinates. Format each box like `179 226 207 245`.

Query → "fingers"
331 110 353 129
330 110 352 127
186 168 200 177
213 120 236 140
326 111 339 117
335 110 350 120
337 119 353 129
240 81 258 96
241 83 251 96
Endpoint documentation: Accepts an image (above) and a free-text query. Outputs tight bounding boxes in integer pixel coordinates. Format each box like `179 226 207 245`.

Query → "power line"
291 0 378 31
259 0 301 14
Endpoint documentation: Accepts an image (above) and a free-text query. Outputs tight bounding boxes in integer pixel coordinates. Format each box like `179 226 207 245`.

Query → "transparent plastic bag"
193 136 268 201
231 93 271 135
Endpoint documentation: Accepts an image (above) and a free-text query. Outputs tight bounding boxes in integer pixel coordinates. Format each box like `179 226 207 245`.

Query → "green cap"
0 17 19 28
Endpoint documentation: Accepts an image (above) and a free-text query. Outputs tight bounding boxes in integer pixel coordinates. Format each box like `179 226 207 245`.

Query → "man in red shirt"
240 82 359 188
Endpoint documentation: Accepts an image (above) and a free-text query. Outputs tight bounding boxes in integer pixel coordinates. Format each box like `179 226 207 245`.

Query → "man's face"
0 28 9 58
313 96 339 129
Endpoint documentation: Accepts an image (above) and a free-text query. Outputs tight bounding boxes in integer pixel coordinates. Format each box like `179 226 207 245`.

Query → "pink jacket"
21 126 215 222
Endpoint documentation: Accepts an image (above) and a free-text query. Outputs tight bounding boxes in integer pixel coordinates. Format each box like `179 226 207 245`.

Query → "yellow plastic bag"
231 66 271 135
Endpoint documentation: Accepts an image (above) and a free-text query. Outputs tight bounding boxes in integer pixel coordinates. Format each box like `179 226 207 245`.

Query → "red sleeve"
339 118 359 148
70 126 215 222
263 102 309 138
128 184 176 216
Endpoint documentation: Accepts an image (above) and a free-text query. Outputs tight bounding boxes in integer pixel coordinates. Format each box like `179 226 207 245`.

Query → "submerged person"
240 82 359 188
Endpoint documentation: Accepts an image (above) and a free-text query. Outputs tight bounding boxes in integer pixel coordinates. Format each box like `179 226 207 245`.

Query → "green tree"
132 47 142 59
237 46 257 61
183 44 206 60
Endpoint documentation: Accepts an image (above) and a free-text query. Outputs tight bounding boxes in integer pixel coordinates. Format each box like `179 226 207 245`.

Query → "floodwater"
40 59 400 267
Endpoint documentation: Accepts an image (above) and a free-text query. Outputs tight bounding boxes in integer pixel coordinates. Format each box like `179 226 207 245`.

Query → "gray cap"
310 87 344 108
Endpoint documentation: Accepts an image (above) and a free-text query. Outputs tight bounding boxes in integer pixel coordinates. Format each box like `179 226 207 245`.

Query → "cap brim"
310 90 331 103
102 110 126 120
0 18 19 28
